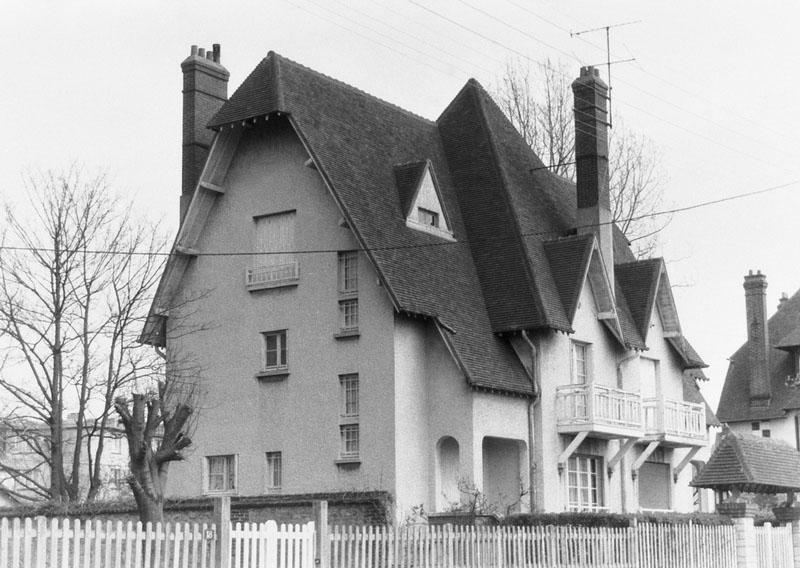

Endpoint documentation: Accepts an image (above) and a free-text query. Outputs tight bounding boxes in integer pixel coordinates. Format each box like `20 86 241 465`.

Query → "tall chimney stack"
744 270 771 407
180 43 229 224
572 66 613 287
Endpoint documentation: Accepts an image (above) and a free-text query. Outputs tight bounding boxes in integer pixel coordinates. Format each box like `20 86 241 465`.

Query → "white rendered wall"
167 121 398 499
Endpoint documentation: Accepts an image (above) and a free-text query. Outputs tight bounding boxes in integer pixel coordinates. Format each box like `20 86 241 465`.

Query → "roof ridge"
269 51 435 125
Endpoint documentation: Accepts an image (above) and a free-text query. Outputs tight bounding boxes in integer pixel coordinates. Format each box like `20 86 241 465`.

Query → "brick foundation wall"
0 491 391 527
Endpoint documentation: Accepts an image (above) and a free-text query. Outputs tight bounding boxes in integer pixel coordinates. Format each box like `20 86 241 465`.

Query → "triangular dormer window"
394 160 454 240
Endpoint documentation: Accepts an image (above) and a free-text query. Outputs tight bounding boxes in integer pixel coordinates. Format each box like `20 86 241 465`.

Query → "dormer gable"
394 160 453 239
543 234 623 344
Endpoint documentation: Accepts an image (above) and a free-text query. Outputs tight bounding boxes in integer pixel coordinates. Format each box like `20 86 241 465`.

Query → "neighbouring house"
0 415 130 503
143 44 716 519
717 271 800 448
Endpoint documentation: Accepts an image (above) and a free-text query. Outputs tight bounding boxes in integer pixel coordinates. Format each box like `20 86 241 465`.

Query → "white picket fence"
755 523 794 568
231 521 315 568
329 523 740 568
0 516 216 568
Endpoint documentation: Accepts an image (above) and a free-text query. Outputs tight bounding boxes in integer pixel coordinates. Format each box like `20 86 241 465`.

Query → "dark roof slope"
718 287 800 421
210 53 531 395
692 430 800 493
203 51 705 395
616 259 661 341
543 235 594 324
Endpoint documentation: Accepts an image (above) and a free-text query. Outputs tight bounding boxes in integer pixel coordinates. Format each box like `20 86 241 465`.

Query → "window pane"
207 455 234 492
254 212 296 266
263 331 287 369
338 252 358 293
267 452 282 489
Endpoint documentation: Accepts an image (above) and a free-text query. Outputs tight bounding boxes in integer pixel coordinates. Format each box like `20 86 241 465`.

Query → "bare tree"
493 60 669 258
0 166 165 503
114 376 195 523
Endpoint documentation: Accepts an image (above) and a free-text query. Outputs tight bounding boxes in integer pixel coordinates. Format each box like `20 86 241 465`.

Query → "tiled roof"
776 325 800 350
616 259 661 341
195 51 704 396
543 235 594 324
717 287 800 422
394 161 428 217
691 430 800 492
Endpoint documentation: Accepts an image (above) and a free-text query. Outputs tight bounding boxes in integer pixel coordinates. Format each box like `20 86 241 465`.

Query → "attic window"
395 160 455 241
417 208 439 228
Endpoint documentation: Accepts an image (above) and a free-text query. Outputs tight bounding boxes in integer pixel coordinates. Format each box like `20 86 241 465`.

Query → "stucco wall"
393 317 474 520
167 119 397 499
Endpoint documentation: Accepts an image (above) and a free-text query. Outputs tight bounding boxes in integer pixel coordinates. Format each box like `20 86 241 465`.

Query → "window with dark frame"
417 207 439 228
206 454 236 493
266 451 282 491
262 330 287 370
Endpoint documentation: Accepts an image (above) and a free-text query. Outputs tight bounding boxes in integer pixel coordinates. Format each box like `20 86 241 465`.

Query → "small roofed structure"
692 429 800 496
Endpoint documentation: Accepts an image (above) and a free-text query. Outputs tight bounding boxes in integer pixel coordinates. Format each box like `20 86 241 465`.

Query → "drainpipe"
521 330 541 512
616 350 639 513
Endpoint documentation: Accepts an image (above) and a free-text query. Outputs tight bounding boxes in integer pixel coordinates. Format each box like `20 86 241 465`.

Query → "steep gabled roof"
543 235 594 324
616 259 661 341
207 53 532 395
691 430 800 493
149 51 706 397
718 287 800 421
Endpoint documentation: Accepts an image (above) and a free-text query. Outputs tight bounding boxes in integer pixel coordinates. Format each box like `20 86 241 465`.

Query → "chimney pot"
198 47 206 58
213 44 221 63
191 45 198 56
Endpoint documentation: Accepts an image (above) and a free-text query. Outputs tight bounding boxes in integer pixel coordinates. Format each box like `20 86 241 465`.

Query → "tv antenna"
571 20 641 127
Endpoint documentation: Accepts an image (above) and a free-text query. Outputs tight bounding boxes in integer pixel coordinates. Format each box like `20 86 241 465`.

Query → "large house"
717 272 800 446
144 44 715 518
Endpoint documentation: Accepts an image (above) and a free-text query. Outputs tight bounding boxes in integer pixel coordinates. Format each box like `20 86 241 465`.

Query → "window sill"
334 329 360 340
246 279 299 292
255 368 290 381
203 490 238 497
334 457 361 467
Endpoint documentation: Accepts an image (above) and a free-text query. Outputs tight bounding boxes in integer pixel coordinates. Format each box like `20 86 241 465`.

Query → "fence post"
314 500 330 568
214 496 232 568
719 502 758 568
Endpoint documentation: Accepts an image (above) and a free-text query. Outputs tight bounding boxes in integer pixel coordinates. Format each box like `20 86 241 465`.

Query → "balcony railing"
643 397 706 442
556 383 642 436
245 262 299 291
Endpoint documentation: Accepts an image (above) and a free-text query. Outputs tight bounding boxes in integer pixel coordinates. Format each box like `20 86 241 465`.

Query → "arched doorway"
436 436 460 511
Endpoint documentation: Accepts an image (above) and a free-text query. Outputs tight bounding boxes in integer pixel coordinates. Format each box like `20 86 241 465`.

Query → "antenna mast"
571 20 640 127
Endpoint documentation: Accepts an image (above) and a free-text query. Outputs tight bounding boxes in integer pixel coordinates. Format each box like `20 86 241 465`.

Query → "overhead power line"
1 180 795 258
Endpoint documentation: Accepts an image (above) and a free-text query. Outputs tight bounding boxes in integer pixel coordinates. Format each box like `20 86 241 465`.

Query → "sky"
2 0 800 411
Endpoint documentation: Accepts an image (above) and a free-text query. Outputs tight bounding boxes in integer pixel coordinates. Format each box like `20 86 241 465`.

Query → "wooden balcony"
643 397 706 447
556 383 644 439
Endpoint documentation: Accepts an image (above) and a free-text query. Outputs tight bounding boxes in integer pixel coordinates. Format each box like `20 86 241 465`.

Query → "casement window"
336 252 359 336
266 451 282 492
247 211 298 290
571 341 590 384
417 207 440 228
566 455 604 512
206 455 236 493
340 424 360 459
340 374 359 418
338 252 358 295
339 299 359 332
338 375 360 463
262 330 288 371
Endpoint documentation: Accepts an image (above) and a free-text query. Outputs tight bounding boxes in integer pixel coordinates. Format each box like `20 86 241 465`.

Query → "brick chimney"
572 66 613 287
181 44 229 224
744 270 771 407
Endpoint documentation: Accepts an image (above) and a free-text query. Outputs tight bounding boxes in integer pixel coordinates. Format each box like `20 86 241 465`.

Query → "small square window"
417 207 439 228
340 424 360 459
266 451 282 491
338 252 358 294
762 430 771 438
751 421 760 431
262 330 288 371
206 455 236 493
340 374 359 418
339 299 359 332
